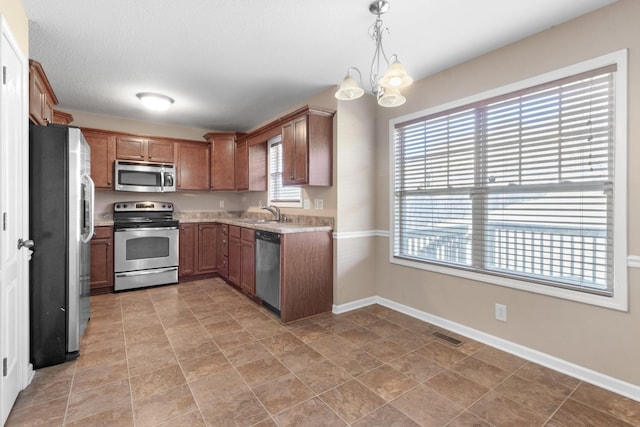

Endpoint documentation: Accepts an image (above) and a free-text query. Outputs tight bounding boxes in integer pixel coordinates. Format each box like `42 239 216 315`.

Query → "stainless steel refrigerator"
29 124 94 369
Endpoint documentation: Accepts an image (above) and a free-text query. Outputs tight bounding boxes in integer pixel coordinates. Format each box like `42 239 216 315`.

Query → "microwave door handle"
160 170 165 192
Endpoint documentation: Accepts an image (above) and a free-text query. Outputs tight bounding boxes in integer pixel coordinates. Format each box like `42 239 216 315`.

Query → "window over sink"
268 135 302 207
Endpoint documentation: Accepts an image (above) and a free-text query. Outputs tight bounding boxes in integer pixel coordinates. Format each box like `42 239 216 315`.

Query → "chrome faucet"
260 204 281 222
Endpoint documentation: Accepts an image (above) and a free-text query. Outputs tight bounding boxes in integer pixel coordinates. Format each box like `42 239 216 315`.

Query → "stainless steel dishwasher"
255 230 281 315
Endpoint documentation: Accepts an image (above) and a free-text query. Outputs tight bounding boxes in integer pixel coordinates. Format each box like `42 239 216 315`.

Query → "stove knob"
123 204 128 208
115 204 120 209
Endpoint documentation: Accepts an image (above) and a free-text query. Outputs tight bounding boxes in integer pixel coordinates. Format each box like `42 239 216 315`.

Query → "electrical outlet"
219 200 224 208
314 199 324 210
495 304 507 322
303 199 311 209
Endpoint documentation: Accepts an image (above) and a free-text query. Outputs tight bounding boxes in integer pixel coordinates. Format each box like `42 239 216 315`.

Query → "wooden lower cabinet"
179 222 217 279
197 223 217 274
227 226 241 286
240 228 255 296
90 226 113 295
226 225 255 295
217 224 229 278
280 231 333 323
178 223 197 278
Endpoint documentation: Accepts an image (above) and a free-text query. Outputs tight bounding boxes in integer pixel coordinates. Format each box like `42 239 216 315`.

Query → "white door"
0 16 30 426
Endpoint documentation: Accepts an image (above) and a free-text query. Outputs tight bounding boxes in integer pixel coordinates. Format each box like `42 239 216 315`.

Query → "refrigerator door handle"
81 174 95 244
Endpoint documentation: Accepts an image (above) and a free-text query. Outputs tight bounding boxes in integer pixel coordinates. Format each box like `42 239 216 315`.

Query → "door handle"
18 238 35 250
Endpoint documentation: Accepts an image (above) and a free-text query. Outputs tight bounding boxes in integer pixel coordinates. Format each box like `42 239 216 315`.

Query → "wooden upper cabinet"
235 139 249 190
82 129 116 188
115 136 146 161
176 142 210 190
29 60 59 125
281 106 334 186
282 116 308 186
115 136 174 163
52 110 74 125
204 132 243 191
147 140 175 163
235 137 267 192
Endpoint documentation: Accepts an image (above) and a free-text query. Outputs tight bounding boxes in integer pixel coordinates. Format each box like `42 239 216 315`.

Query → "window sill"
390 255 628 312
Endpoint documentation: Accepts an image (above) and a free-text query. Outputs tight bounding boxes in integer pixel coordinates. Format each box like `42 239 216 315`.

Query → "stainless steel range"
113 201 179 291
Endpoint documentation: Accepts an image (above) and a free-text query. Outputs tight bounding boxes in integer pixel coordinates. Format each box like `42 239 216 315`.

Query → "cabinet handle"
290 176 295 180
107 243 111 246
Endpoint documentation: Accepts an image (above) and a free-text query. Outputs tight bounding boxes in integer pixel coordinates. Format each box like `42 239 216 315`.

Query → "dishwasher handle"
255 230 281 244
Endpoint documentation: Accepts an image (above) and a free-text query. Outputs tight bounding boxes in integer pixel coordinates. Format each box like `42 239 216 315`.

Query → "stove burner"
113 201 177 230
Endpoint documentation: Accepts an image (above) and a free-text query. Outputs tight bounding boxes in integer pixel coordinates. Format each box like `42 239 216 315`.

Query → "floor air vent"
432 331 463 346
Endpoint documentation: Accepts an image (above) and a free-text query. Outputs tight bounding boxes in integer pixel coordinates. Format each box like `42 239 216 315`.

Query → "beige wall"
371 0 640 387
0 0 28 54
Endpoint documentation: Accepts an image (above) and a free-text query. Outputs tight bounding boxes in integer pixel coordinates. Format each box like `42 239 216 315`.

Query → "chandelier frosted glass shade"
335 75 365 100
334 0 412 107
378 60 413 88
136 92 175 111
377 86 406 107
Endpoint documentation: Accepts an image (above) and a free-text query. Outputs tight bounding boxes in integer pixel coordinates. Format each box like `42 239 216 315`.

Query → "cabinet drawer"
93 226 112 239
241 228 255 242
229 225 241 239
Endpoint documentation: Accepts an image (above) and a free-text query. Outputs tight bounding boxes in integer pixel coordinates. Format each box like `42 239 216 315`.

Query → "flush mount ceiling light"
335 0 413 107
136 92 175 112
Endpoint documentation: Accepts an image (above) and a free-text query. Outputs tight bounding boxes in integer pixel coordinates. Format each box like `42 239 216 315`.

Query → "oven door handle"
114 226 178 232
115 267 178 278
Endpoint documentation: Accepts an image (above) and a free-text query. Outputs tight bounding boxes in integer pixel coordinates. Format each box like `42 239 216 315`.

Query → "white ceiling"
23 0 617 132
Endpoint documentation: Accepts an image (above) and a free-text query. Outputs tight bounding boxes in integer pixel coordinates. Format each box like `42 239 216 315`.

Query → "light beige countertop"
95 211 333 234
213 218 332 234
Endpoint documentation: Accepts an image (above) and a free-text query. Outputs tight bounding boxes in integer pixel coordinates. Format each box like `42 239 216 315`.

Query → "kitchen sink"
235 218 280 224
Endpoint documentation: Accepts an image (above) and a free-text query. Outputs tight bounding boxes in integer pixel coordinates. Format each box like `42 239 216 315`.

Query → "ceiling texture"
23 0 617 132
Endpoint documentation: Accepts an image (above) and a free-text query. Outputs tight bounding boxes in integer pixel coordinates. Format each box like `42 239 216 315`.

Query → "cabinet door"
29 71 46 125
217 224 229 278
176 143 211 190
147 139 175 163
83 130 115 188
211 136 236 190
240 228 255 296
179 223 197 277
235 140 248 190
282 116 308 185
227 226 241 285
90 227 113 295
29 60 58 125
116 136 147 161
197 223 217 274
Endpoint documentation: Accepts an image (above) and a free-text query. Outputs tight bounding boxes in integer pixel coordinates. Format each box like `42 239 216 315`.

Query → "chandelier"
334 0 413 107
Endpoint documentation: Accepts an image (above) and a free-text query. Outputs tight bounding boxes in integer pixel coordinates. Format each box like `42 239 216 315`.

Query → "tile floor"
7 278 640 426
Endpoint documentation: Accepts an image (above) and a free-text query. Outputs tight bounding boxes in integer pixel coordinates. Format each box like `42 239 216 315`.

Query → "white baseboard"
333 296 640 402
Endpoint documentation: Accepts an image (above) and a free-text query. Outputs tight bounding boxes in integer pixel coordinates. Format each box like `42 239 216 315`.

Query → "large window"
268 135 302 207
391 51 627 310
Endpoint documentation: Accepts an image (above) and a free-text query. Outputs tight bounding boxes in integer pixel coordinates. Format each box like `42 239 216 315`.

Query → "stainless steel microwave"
114 160 176 192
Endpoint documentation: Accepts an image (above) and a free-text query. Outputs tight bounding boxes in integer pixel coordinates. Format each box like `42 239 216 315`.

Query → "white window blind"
268 136 301 205
394 65 616 296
